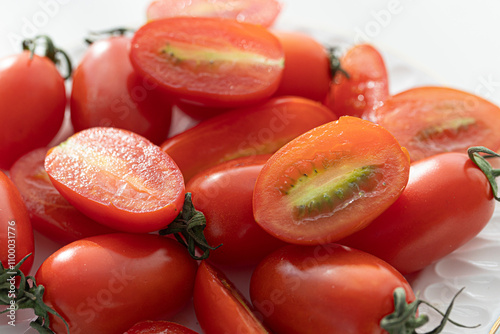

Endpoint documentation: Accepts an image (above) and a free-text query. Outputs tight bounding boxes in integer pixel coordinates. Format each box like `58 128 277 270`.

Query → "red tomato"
35 233 198 334
371 86 500 161
250 244 415 333
161 96 336 182
147 0 281 27
194 261 269 334
272 31 331 101
324 44 389 119
253 116 410 245
0 170 34 275
130 17 284 108
44 127 185 233
125 320 199 334
71 35 172 145
339 151 496 274
187 155 286 266
0 47 66 170
174 101 230 121
9 147 117 245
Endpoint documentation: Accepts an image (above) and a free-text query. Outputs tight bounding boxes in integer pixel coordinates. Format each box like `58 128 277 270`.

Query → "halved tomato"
161 96 336 182
44 127 185 233
146 0 281 27
253 116 410 245
372 86 500 161
130 17 284 108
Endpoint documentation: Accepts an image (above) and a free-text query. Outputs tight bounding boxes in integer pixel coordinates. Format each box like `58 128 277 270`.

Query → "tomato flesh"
124 320 199 334
253 116 410 245
44 127 185 233
130 17 284 108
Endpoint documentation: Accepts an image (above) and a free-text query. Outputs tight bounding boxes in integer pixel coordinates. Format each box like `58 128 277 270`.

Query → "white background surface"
1 1 500 333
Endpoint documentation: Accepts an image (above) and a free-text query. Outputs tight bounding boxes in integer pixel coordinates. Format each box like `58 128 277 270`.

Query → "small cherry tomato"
10 147 117 245
253 116 410 245
44 127 185 233
147 0 281 28
161 96 336 182
324 43 389 119
125 320 199 334
340 149 497 274
187 155 286 266
0 170 34 275
36 233 198 334
250 244 415 334
194 261 269 334
71 35 172 145
0 36 67 170
130 17 284 108
272 30 332 101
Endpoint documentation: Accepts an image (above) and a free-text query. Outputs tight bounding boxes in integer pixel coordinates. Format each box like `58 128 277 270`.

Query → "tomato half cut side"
161 96 337 182
253 116 410 245
146 0 282 28
130 17 284 108
10 147 118 245
193 261 269 334
125 320 199 334
372 86 500 161
44 127 185 233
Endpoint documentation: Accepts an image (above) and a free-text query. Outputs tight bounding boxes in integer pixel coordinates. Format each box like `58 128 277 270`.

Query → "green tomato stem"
467 146 500 201
22 35 72 80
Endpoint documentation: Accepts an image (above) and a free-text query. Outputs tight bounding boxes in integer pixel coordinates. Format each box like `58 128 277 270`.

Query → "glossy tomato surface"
340 152 495 274
324 44 389 119
372 86 500 161
272 30 331 101
130 17 284 108
44 127 185 233
10 147 117 245
253 116 410 245
147 0 281 27
0 170 34 275
71 35 172 145
250 244 415 334
194 261 268 334
125 320 199 334
0 51 66 170
36 233 198 334
161 96 336 182
187 155 286 266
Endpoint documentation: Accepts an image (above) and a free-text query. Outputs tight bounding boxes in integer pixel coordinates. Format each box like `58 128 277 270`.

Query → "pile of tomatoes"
2 1 500 333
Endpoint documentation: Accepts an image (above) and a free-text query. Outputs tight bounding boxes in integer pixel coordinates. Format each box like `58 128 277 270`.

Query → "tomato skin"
194 261 269 334
124 320 199 334
339 152 495 274
161 96 336 182
44 127 185 233
35 233 198 334
0 51 66 170
253 116 410 245
324 44 389 119
71 36 172 145
250 244 415 334
371 86 500 161
0 170 34 275
272 31 331 101
9 147 117 245
187 155 286 266
130 17 284 108
146 0 282 28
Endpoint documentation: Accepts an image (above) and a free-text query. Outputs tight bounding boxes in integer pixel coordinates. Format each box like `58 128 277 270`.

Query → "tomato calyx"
159 192 221 260
380 287 479 334
0 253 69 334
84 27 136 44
327 47 350 81
468 146 500 200
22 35 72 80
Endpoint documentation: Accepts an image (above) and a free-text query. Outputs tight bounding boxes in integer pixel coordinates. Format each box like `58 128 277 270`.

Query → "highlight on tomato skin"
44 127 185 234
9 147 118 245
146 0 282 28
253 116 411 245
129 16 285 108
